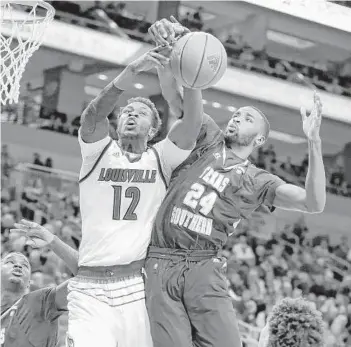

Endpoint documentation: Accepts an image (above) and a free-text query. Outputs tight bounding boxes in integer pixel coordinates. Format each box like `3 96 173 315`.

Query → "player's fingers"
13 222 29 230
170 15 180 24
149 24 168 46
20 219 37 227
153 45 172 54
160 18 175 39
149 52 170 64
170 16 190 35
9 228 27 235
146 55 165 68
300 106 307 120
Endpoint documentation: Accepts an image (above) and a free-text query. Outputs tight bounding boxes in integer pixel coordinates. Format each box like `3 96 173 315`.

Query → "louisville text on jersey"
98 168 157 183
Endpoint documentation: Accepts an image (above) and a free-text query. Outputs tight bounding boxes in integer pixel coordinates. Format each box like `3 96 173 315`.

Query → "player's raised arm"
150 17 203 150
80 46 172 144
273 93 326 213
11 219 79 275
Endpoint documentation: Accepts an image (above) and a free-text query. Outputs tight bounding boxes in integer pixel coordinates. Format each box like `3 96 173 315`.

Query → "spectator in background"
280 156 296 175
333 236 350 260
1 145 14 178
191 6 204 30
180 11 191 28
256 147 266 169
330 166 344 187
53 115 70 134
326 77 343 95
33 153 44 166
71 115 81 136
264 144 276 158
232 234 256 265
300 153 309 176
45 157 53 169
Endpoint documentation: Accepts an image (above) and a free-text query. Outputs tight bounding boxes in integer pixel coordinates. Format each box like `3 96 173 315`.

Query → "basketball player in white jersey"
65 38 202 347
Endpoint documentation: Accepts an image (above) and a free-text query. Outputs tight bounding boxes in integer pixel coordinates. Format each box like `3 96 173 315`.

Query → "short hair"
123 97 162 139
2 252 30 267
267 297 324 347
250 106 270 143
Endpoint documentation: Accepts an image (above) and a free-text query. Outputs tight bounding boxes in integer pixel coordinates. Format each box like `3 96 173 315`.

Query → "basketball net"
0 1 54 105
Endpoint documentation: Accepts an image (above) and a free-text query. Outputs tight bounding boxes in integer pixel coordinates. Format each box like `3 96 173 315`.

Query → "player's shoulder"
246 163 276 180
25 287 56 303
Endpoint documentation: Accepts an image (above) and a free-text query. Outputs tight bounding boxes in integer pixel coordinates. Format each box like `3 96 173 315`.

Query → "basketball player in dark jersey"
1 252 69 347
146 17 326 347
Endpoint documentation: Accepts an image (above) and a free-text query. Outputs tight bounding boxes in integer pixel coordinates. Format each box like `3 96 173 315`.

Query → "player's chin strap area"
148 246 218 269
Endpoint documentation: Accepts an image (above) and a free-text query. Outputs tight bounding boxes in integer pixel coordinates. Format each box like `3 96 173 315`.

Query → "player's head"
224 106 270 149
258 297 324 347
116 97 162 143
1 252 31 293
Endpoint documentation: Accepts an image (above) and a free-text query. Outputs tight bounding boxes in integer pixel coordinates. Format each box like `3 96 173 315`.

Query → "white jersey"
78 131 191 267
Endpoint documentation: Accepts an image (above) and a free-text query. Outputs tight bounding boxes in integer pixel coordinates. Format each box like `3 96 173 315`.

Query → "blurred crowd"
224 219 351 346
2 140 351 346
44 1 351 97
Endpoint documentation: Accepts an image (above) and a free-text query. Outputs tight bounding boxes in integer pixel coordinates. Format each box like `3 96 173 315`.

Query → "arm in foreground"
273 95 326 213
151 17 203 150
11 220 79 275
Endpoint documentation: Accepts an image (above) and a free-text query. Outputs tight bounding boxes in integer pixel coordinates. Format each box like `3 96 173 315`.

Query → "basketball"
170 32 227 89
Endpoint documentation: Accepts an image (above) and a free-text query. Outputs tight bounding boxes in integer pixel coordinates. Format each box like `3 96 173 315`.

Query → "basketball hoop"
0 1 55 105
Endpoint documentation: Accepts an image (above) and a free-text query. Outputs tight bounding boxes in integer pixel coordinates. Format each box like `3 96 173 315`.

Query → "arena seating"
45 1 351 98
1 146 351 346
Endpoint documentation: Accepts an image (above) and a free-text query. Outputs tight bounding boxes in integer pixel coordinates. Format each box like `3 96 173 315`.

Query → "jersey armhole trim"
150 147 168 189
79 139 113 184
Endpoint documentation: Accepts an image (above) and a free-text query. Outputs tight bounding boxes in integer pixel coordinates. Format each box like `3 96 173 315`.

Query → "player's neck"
1 290 23 308
227 143 252 161
118 138 147 154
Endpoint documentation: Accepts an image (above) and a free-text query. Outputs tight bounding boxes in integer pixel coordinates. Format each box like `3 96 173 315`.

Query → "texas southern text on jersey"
151 114 285 250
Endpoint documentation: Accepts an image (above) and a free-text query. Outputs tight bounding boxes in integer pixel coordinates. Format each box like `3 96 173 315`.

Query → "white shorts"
66 261 153 347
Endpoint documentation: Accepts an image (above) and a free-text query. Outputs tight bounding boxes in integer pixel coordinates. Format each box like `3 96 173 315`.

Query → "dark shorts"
145 247 242 347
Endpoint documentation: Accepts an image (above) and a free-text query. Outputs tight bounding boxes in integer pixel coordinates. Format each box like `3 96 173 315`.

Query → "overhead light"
212 102 221 108
269 130 307 144
134 83 144 89
202 99 208 104
85 85 101 96
98 74 108 81
227 106 237 112
267 30 315 49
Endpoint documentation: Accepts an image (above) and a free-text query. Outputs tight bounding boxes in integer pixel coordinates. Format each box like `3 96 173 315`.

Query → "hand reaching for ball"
130 45 172 73
148 16 190 46
10 219 54 248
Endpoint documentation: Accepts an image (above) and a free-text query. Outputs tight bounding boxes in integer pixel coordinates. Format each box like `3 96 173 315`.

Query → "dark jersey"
151 114 285 250
0 287 65 347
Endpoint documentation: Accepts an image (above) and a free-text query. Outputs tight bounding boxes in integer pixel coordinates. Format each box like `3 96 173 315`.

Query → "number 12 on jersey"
112 185 140 220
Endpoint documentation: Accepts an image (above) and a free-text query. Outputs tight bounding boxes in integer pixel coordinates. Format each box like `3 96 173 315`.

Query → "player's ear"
148 127 157 140
255 135 265 147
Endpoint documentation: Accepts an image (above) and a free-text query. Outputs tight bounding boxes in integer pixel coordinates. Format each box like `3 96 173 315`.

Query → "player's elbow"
305 201 325 214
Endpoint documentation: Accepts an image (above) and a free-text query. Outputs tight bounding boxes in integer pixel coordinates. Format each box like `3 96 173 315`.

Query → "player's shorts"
144 247 242 347
66 260 153 347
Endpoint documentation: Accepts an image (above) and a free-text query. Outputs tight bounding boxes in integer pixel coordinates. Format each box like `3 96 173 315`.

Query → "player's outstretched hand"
300 92 323 142
10 219 54 248
130 45 172 73
148 16 190 46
